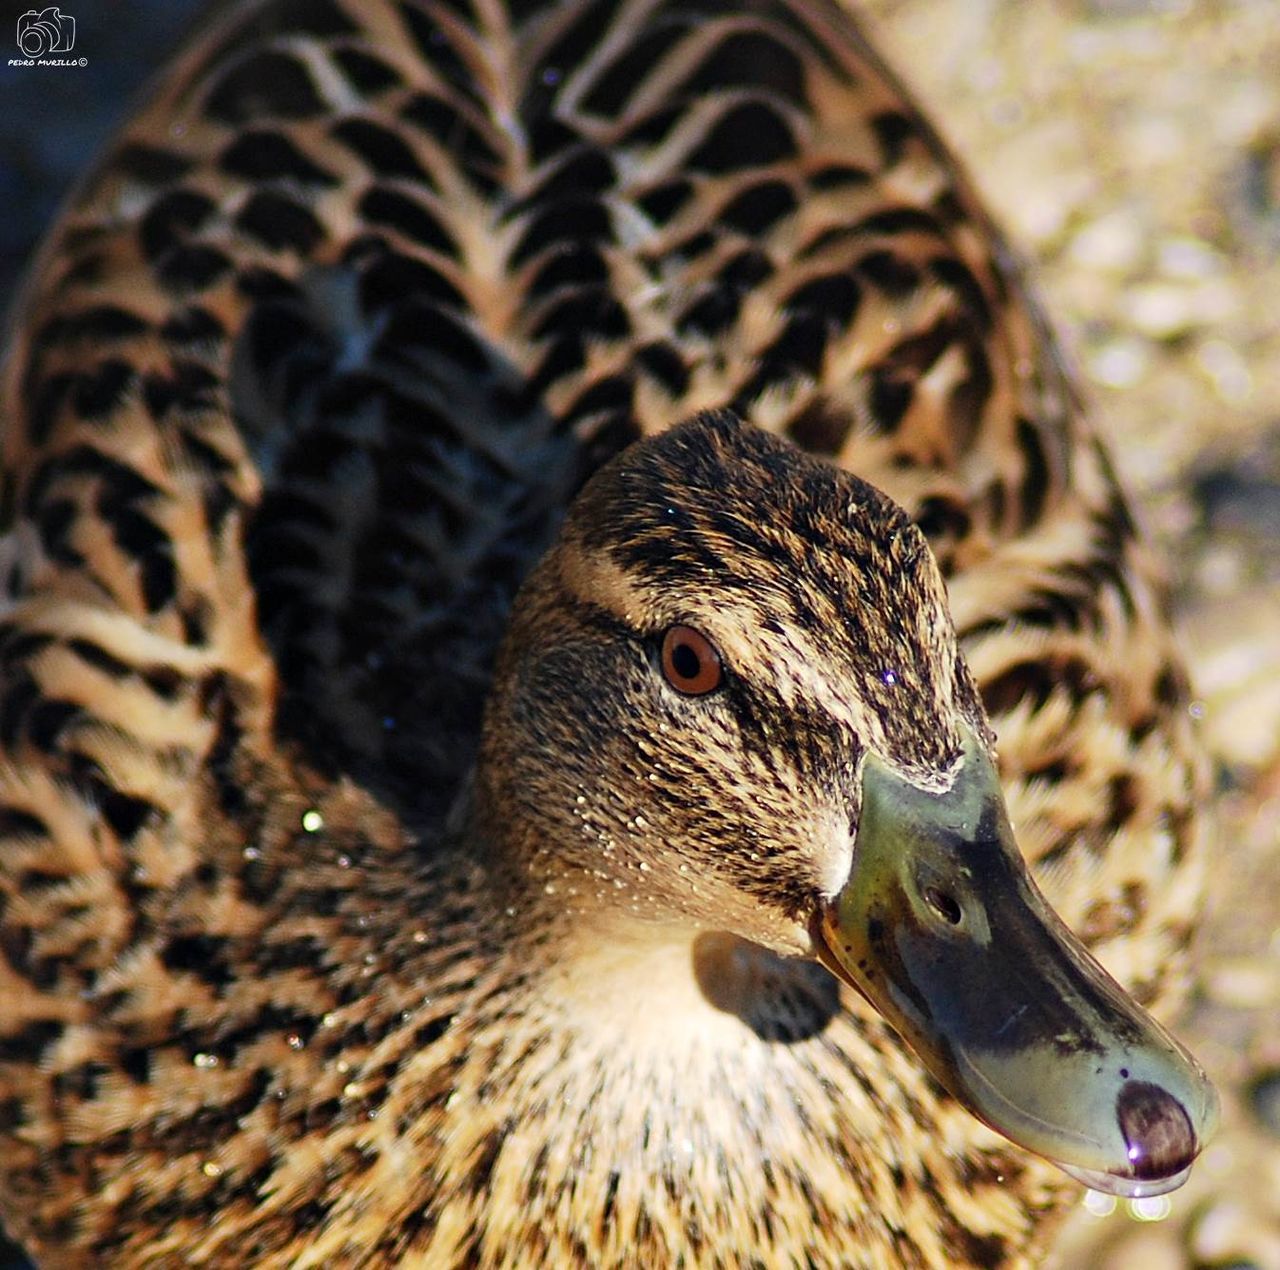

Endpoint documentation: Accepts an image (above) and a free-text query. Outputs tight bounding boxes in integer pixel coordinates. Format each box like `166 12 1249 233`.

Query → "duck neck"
461 786 706 1016
458 783 846 1065
198 758 1053 1268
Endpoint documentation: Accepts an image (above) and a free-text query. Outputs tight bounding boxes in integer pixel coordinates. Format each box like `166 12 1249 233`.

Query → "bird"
0 0 1218 1265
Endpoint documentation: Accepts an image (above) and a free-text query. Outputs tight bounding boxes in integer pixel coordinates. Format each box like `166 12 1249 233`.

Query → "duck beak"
811 728 1218 1197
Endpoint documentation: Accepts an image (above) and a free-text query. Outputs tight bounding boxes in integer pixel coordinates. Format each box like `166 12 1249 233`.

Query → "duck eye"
660 625 723 696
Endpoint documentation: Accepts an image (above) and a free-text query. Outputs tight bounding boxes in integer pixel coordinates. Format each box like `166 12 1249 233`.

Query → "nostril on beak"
1116 1080 1196 1180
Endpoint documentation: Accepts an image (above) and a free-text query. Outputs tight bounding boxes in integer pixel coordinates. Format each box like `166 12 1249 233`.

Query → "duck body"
0 0 1211 1266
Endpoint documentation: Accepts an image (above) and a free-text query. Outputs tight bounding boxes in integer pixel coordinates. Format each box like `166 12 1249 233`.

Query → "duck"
0 0 1219 1265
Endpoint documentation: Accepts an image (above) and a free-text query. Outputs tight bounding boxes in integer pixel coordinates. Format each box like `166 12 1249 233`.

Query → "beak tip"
1064 1073 1219 1197
1116 1079 1199 1181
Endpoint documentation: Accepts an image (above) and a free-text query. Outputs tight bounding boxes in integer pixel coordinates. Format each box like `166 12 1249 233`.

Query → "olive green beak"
812 728 1218 1197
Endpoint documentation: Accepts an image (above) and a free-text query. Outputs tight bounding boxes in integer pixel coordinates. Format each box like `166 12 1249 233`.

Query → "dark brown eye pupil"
670 641 701 681
659 625 722 696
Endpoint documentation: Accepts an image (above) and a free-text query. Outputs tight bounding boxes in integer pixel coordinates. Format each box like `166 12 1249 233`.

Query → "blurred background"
1 0 1277 1265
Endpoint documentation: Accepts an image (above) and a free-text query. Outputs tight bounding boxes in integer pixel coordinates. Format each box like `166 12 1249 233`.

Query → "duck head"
474 412 1217 1198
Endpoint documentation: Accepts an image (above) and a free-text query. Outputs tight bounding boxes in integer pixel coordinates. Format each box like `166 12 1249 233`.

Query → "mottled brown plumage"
0 0 1210 1265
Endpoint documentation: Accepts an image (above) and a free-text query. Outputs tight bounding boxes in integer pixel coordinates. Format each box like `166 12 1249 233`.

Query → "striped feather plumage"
0 1 1209 1265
